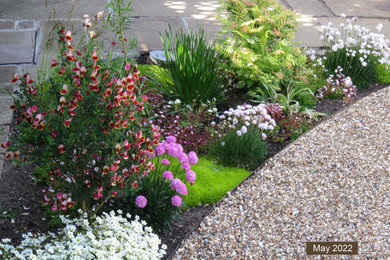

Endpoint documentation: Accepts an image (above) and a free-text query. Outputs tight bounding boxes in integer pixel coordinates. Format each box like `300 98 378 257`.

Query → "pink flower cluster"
316 66 357 103
155 136 198 207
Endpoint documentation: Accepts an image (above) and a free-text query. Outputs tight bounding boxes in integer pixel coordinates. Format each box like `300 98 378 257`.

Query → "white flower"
236 130 242 136
362 61 367 67
340 13 346 18
376 23 383 32
221 141 225 147
261 133 267 140
331 45 338 52
241 126 247 134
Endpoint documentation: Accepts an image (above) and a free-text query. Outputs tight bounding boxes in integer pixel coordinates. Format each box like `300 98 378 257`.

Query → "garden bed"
0 81 386 259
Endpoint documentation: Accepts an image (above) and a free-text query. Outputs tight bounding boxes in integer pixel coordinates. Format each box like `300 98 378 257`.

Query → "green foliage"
324 48 377 90
8 28 158 216
137 64 172 89
104 0 137 62
216 0 308 93
111 172 181 233
376 63 390 83
182 158 251 208
209 126 268 170
160 26 224 109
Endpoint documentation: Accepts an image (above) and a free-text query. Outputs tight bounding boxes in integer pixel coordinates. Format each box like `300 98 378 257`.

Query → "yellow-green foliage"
217 0 307 92
182 158 251 208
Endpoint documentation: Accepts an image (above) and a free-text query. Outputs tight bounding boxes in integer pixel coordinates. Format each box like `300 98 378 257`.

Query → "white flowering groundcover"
0 210 166 259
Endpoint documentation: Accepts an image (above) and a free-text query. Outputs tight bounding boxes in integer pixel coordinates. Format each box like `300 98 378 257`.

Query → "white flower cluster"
213 103 275 139
0 210 166 260
316 66 357 103
313 15 390 68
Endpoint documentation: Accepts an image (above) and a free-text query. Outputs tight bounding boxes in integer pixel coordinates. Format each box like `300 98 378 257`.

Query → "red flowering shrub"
5 28 160 215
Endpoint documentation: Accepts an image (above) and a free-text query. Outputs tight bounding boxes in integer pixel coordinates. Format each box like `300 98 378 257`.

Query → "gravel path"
173 86 390 259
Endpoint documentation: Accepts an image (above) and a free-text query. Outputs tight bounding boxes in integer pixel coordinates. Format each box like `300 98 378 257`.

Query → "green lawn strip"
183 157 251 209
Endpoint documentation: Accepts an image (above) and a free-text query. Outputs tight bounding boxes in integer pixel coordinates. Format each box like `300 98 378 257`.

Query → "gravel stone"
173 86 390 259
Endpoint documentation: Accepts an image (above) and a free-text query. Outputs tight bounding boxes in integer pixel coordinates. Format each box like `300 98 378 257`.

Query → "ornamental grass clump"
3 27 160 216
0 210 167 259
210 126 267 170
312 15 390 89
160 26 224 109
111 136 199 232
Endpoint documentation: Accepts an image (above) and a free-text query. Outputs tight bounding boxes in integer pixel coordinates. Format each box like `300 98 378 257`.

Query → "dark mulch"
0 56 387 258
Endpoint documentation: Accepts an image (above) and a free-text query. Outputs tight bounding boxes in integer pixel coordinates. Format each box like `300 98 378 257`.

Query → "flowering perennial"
0 210 166 259
213 103 276 139
152 136 199 207
316 66 357 103
5 27 160 214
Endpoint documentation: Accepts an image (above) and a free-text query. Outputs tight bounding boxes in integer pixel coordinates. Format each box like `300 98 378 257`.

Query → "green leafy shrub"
216 0 308 93
160 27 224 109
5 27 159 216
209 126 268 170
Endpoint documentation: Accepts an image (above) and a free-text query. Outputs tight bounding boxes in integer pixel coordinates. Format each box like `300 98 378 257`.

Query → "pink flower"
163 171 173 180
176 182 188 196
188 151 198 165
186 170 196 185
166 144 178 157
125 63 131 71
171 195 182 207
171 178 182 190
177 152 188 163
135 195 147 208
155 145 165 156
161 158 170 165
181 162 191 170
166 136 176 143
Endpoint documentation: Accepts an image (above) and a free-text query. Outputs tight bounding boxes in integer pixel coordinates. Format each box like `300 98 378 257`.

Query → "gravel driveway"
173 86 390 259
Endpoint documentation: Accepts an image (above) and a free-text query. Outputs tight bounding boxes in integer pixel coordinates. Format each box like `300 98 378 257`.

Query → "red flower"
60 84 68 95
58 144 65 154
11 73 19 82
64 118 72 128
65 31 72 41
1 141 10 149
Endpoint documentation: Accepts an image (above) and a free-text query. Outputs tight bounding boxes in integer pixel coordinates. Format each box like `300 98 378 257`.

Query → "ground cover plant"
182 158 251 208
0 210 166 259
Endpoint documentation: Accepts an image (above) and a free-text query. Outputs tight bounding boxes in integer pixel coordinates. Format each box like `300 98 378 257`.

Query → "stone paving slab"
324 0 390 18
285 0 333 17
16 20 35 30
125 17 185 51
0 94 13 126
0 126 10 154
0 20 15 29
0 66 17 84
0 0 108 20
0 31 35 64
185 17 223 42
294 15 321 47
132 0 220 19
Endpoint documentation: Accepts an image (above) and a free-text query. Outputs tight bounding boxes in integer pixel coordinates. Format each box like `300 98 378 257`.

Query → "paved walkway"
0 0 389 176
